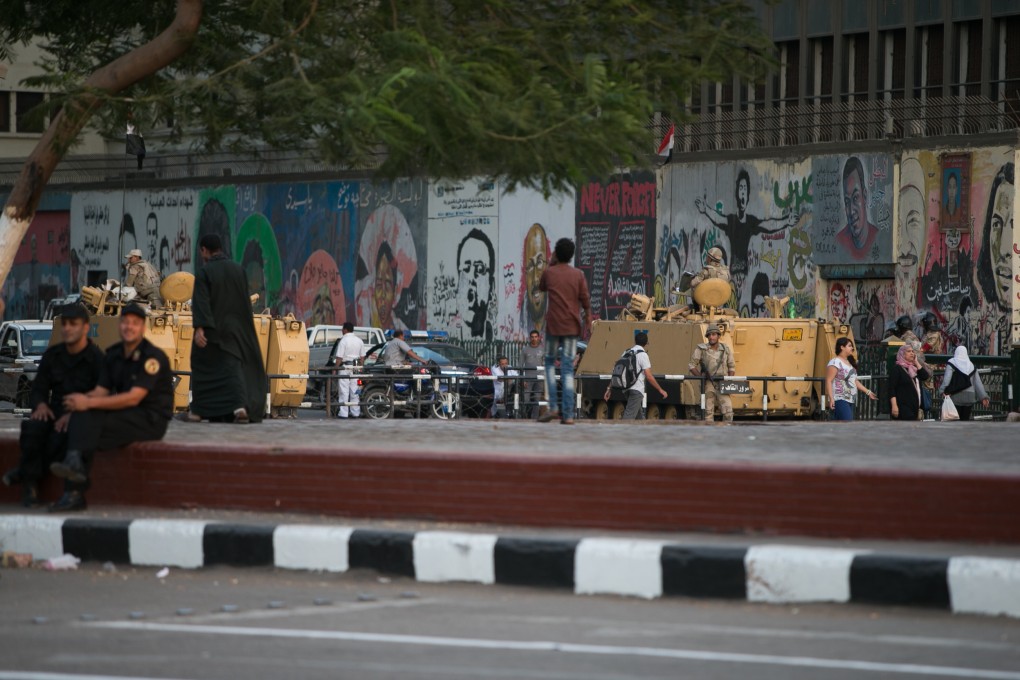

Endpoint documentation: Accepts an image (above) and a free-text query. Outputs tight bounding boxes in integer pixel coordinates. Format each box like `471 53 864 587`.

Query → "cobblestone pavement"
2 413 1015 475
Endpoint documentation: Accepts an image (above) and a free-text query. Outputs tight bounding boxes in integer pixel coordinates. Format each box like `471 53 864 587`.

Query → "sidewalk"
2 416 1018 543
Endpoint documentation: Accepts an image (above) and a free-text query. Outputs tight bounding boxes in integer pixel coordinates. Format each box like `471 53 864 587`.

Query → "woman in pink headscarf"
888 344 930 421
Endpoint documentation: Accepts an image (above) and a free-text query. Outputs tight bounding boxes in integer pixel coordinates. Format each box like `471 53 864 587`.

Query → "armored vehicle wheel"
361 387 393 419
430 392 461 419
593 400 609 420
646 403 661 420
662 405 681 420
610 402 626 419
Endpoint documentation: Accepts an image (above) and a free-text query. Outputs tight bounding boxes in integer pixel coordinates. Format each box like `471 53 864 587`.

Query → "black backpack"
610 348 645 390
944 363 973 395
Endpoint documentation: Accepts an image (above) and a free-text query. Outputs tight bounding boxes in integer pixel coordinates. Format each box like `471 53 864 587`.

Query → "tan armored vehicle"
577 279 855 419
50 274 309 417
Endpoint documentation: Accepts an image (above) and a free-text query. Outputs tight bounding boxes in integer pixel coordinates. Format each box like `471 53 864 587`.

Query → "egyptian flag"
657 123 675 158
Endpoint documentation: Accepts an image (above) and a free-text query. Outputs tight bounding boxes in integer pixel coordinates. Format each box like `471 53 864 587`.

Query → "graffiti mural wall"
496 186 575 341
12 150 1017 352
660 160 815 317
575 172 657 322
232 179 427 328
896 146 1017 354
819 279 898 343
427 179 500 340
812 154 894 266
71 189 200 292
2 210 70 319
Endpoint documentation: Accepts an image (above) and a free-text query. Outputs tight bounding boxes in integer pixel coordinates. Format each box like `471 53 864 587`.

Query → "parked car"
0 320 54 406
306 324 384 369
359 340 494 418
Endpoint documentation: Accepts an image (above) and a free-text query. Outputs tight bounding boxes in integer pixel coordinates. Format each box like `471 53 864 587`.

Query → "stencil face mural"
427 179 499 340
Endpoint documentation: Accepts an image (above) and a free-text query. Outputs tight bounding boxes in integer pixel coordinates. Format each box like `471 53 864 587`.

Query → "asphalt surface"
3 565 1020 680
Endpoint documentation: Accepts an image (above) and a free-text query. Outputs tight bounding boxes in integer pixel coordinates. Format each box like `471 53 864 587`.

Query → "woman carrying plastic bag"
939 346 989 421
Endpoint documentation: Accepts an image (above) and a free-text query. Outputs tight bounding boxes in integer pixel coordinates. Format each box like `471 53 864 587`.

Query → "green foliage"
0 0 774 193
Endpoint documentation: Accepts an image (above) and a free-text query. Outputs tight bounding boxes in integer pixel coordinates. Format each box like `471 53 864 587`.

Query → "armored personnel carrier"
576 279 855 419
50 274 308 417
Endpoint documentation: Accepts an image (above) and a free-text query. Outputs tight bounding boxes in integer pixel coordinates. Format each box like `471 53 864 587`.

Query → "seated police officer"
2 303 104 509
49 303 174 510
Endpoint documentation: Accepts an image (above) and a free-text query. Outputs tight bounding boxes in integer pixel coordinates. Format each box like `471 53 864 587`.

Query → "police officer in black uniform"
49 303 174 511
1 303 104 508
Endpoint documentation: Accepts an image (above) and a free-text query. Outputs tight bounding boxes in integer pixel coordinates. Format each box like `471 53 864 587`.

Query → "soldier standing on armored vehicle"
689 246 731 291
123 249 163 306
689 327 735 422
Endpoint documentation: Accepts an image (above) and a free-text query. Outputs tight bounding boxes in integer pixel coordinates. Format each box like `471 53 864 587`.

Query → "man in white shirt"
333 322 365 419
490 355 519 418
621 332 667 419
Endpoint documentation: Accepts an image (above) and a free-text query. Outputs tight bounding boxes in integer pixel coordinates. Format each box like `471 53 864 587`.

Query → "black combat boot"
2 467 22 487
48 491 87 513
50 451 87 484
21 482 39 508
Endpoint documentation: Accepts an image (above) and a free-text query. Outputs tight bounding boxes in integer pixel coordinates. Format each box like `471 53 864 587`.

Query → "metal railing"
655 96 1018 154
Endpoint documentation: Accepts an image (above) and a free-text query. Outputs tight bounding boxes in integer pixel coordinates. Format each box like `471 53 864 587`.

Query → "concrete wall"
5 144 1017 352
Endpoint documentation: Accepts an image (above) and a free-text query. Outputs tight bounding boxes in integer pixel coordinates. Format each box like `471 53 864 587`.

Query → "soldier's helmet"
706 247 724 263
705 326 722 339
920 311 939 332
895 314 913 334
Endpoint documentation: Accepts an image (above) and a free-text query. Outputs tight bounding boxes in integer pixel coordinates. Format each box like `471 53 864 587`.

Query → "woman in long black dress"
888 344 930 421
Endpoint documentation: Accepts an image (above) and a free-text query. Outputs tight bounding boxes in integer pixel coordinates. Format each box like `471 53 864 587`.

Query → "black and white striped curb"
2 515 1018 619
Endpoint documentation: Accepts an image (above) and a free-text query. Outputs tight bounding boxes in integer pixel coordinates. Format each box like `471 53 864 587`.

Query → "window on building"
15 91 46 133
842 33 870 101
914 25 945 98
879 29 906 99
0 92 10 132
808 36 834 103
998 15 1020 124
952 20 983 96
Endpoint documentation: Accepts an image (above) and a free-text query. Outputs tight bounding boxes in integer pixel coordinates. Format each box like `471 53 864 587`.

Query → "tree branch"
0 0 204 292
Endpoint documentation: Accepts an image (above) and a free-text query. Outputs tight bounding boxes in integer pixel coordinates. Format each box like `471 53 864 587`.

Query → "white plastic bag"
941 395 959 421
41 554 81 571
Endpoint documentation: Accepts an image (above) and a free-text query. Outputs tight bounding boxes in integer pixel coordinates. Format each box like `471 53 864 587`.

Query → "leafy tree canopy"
0 0 773 192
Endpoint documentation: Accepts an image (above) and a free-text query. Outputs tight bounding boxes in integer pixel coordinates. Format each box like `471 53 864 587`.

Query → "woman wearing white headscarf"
939 346 990 421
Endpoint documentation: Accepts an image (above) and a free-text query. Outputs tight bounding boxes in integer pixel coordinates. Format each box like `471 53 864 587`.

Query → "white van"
306 324 384 369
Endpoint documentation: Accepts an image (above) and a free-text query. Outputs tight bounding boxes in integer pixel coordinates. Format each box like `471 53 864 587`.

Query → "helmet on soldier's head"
921 311 939 332
706 247 724 264
895 314 912 334
705 327 721 339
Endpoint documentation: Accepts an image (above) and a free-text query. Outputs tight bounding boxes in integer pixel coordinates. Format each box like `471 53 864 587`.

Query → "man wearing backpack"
689 327 736 422
609 332 668 420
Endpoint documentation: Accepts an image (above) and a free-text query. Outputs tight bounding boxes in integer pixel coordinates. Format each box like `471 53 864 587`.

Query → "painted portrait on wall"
812 155 893 266
355 204 419 331
940 153 971 233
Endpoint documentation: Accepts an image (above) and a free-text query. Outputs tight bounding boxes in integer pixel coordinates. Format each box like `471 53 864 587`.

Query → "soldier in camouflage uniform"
123 249 162 306
689 326 736 422
920 312 945 355
690 246 731 290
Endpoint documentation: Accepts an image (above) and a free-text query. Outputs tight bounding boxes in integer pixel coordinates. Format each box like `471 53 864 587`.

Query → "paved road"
3 565 1020 680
